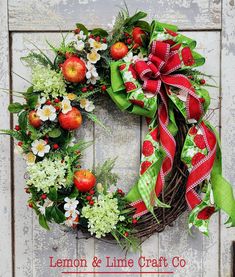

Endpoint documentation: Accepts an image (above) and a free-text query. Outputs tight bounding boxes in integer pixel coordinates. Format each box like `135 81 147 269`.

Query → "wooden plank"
158 31 220 277
11 32 93 277
221 1 235 277
94 98 141 276
0 0 13 277
8 0 221 31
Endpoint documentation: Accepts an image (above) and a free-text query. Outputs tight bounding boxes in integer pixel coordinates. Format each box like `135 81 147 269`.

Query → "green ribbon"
207 122 235 226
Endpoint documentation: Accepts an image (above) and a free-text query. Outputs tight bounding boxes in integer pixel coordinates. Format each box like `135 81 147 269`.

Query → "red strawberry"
182 47 195 66
130 99 144 108
194 134 206 149
191 152 205 166
119 64 126 71
140 161 152 175
142 140 154 157
150 128 159 142
125 81 137 92
197 206 215 220
189 126 198 136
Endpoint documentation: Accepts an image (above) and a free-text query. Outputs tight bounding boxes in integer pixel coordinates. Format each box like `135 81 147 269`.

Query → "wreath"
2 9 235 250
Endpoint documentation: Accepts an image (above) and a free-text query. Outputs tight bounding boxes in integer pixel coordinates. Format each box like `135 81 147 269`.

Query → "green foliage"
124 11 147 26
76 23 89 35
48 128 62 138
8 102 24 113
93 159 119 191
91 28 109 37
21 51 51 68
46 206 66 224
47 186 58 201
39 214 50 230
18 111 28 131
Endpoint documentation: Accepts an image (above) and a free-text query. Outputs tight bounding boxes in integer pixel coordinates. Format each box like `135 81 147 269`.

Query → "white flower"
64 217 74 227
80 99 95 112
123 52 147 63
31 139 50 157
77 30 86 41
64 197 80 221
123 52 134 63
37 105 57 121
37 199 53 215
123 71 133 81
87 49 101 64
35 97 46 110
61 97 72 114
64 197 79 211
24 152 36 165
86 62 100 84
74 40 85 51
88 38 107 51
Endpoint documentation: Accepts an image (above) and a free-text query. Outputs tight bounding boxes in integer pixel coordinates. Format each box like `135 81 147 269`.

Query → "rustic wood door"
0 1 235 276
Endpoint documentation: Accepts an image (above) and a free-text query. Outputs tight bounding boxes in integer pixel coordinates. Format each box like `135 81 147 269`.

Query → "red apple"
74 169 96 192
132 27 146 46
28 110 42 128
110 42 128 60
58 107 82 130
62 57 86 83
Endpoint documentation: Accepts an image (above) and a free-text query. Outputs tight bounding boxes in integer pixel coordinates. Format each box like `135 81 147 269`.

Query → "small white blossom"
77 30 86 41
37 105 57 121
74 40 85 51
64 197 79 211
88 38 107 51
86 62 100 84
31 139 50 157
80 99 95 112
87 49 101 64
61 97 72 114
37 199 53 215
35 97 46 110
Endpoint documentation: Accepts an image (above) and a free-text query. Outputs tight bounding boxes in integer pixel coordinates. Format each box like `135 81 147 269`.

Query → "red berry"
18 141 23 147
95 36 100 42
124 232 129 237
126 38 132 45
15 125 20 131
188 75 193 80
132 219 138 224
54 98 60 103
81 87 88 93
89 189 95 195
89 200 94 206
28 203 33 208
89 34 94 38
86 195 92 201
46 100 51 105
102 37 107 43
124 32 129 37
59 63 63 68
74 28 80 34
117 189 123 194
55 105 60 112
25 188 30 194
101 85 107 91
88 85 94 91
41 194 47 200
200 79 206 85
44 138 49 144
53 144 59 150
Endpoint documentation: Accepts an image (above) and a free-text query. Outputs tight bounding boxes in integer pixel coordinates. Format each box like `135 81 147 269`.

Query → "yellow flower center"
93 41 102 49
26 152 36 163
36 143 45 152
80 99 87 106
67 93 77 100
43 107 52 117
88 51 98 62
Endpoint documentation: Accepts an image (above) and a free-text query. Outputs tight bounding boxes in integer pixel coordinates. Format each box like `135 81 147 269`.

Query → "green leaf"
26 94 38 109
48 187 58 201
124 11 147 26
39 214 50 230
51 206 66 224
91 28 109 37
76 23 88 35
135 20 151 32
21 52 51 68
8 102 24 113
68 187 79 199
48 128 62 138
18 111 28 130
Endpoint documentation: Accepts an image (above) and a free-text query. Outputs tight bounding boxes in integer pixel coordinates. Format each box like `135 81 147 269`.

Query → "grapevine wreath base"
2 9 235 250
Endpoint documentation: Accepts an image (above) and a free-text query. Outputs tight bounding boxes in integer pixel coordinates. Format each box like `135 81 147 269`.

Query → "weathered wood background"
0 0 235 276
